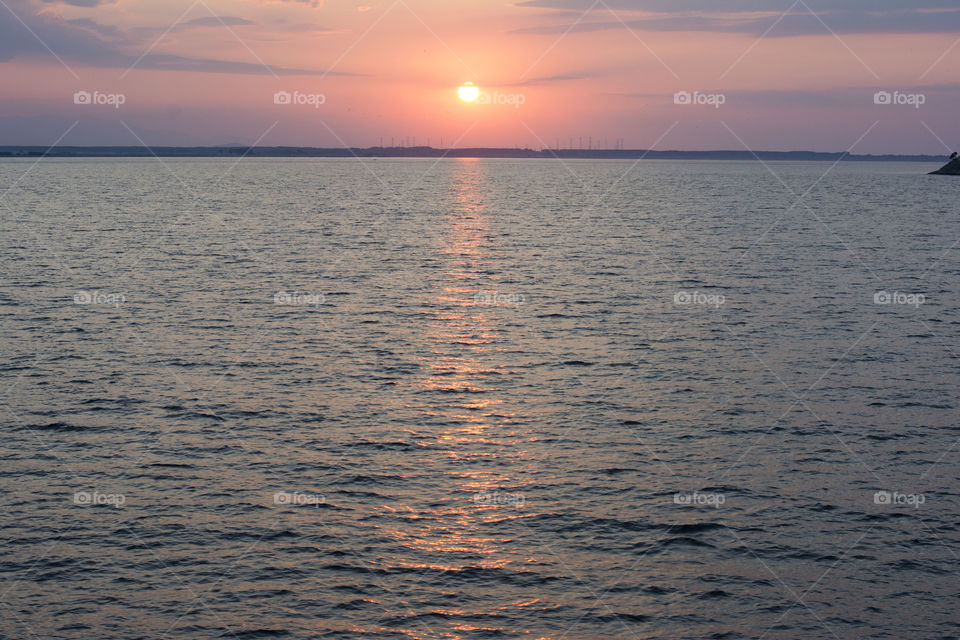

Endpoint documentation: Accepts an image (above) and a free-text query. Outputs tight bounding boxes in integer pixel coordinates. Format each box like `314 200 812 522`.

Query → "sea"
1 158 958 639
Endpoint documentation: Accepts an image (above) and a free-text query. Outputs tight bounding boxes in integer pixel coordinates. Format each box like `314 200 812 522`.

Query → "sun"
458 82 479 102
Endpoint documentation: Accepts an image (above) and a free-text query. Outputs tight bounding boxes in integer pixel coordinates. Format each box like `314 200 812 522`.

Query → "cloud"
125 16 257 41
174 16 256 30
512 5 960 36
65 17 123 39
39 0 117 7
610 82 960 106
516 0 960 12
509 72 593 86
262 0 323 8
0 0 353 75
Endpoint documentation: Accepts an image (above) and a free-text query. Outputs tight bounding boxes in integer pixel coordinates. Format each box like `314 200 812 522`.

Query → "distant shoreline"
0 146 946 162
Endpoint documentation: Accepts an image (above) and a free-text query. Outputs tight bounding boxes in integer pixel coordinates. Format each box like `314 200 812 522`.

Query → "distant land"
0 146 948 162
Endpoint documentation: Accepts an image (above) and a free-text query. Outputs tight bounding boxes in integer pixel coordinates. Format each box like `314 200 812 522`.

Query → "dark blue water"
1 158 958 639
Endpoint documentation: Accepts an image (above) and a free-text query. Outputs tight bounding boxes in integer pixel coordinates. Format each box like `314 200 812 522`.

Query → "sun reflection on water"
392 160 532 571
365 161 554 639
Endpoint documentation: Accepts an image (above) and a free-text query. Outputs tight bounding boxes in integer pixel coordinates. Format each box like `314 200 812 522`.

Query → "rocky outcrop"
930 156 960 175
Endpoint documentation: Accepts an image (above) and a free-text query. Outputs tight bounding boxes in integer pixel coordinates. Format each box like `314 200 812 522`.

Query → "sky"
0 0 958 153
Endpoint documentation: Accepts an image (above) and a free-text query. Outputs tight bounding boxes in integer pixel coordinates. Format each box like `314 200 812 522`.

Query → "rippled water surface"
1 158 958 639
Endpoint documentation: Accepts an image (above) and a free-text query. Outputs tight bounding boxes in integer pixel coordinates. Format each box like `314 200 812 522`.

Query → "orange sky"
0 0 958 152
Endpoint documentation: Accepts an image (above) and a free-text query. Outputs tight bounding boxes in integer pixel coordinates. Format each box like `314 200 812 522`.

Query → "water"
1 158 957 639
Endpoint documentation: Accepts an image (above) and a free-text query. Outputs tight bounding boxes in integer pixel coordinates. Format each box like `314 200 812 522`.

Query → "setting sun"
458 82 480 102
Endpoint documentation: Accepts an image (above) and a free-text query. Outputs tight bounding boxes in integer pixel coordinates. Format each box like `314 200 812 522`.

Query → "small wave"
659 522 725 534
26 421 85 431
648 536 716 550
698 589 732 599
229 630 291 638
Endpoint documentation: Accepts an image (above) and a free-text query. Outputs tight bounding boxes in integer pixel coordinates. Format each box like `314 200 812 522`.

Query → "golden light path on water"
372 160 544 639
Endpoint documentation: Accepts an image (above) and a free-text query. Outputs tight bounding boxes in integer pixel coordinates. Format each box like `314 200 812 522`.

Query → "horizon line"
0 146 950 162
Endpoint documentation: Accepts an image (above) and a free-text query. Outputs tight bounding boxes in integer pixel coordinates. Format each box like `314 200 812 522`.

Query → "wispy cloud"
609 82 960 107
260 0 323 8
0 0 354 75
508 71 599 86
39 0 117 7
514 2 960 36
516 0 960 12
173 16 256 31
